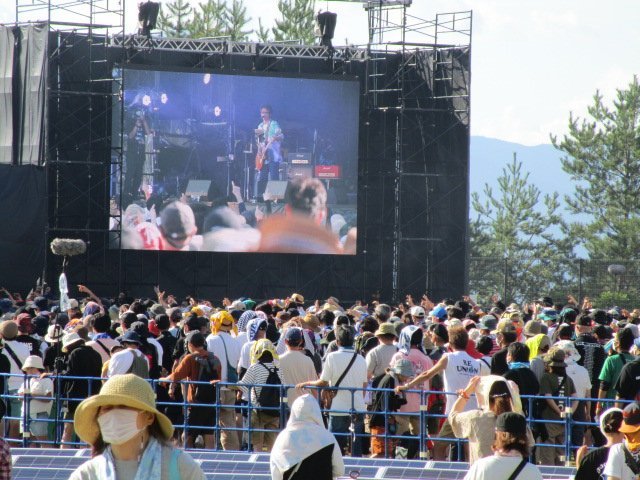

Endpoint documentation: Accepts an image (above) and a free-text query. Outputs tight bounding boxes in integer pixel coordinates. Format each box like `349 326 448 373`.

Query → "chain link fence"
469 257 640 309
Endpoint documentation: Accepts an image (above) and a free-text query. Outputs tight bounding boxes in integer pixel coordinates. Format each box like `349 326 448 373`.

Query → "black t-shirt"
15 334 42 357
43 343 63 371
504 367 540 416
156 332 178 372
574 334 606 392
0 353 10 396
63 345 103 398
490 348 508 375
614 358 640 401
574 446 610 480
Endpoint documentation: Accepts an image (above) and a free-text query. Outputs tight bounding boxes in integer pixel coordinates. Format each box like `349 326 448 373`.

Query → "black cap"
536 296 553 307
496 412 527 436
120 330 142 345
431 323 449 342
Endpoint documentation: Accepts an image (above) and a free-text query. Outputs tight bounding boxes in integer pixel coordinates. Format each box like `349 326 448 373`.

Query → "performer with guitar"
255 104 283 200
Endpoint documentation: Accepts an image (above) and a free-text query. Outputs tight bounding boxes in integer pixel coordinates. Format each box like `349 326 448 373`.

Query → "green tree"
189 0 227 38
157 0 193 37
552 76 640 260
225 0 252 41
469 154 575 303
272 0 317 44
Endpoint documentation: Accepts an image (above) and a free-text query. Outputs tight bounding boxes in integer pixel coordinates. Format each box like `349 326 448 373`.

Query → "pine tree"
256 18 272 43
157 0 193 38
469 154 575 303
224 0 252 41
552 76 640 260
189 0 227 38
272 0 317 44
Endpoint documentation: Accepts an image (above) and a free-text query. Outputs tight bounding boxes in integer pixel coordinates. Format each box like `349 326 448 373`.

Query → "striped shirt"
238 361 284 406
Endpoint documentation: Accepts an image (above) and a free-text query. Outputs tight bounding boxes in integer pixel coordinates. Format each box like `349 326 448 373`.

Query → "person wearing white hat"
17 355 53 445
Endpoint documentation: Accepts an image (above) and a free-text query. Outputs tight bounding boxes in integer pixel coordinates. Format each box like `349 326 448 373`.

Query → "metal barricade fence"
0 372 623 463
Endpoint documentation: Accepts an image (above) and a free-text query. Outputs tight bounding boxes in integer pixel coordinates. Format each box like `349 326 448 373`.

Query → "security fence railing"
1 372 618 467
469 257 640 308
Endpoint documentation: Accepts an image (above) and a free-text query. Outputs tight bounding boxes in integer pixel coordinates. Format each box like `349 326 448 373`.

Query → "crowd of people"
1 288 640 479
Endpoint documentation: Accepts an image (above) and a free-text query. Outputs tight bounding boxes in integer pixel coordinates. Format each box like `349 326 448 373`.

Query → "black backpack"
193 353 219 404
257 363 282 417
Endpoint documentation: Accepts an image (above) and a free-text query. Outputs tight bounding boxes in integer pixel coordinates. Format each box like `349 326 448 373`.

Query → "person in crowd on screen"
464 412 542 480
604 402 640 480
69 374 205 480
18 355 53 446
157 201 199 251
574 407 623 480
270 394 344 480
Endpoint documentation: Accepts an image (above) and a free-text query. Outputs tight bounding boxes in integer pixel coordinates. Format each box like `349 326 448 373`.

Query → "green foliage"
157 0 253 40
469 155 576 303
272 0 317 44
552 76 640 260
157 0 193 37
594 290 633 310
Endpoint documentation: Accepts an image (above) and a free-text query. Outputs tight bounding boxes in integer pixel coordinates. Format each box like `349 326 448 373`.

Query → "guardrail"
0 372 617 464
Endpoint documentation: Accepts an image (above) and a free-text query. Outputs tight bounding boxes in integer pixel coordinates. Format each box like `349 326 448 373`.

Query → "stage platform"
11 448 576 479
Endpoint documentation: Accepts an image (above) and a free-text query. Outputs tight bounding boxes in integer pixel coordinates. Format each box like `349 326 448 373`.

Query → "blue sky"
3 0 639 146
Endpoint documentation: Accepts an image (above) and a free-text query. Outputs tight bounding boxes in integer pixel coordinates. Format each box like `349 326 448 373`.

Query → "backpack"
193 352 219 404
257 363 282 417
126 350 150 379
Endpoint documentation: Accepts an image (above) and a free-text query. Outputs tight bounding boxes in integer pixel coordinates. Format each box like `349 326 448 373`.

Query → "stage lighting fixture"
142 94 152 106
316 11 337 48
160 93 168 104
203 73 211 85
214 105 222 117
138 1 160 38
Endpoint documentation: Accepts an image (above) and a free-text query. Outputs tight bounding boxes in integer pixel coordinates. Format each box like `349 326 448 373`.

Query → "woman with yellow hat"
69 374 205 480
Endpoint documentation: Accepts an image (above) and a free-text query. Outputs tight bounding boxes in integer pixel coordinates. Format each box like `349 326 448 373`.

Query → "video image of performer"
110 68 360 255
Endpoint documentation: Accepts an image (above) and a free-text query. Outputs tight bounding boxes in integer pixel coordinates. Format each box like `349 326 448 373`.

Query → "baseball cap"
620 403 640 434
391 358 415 378
538 308 558 322
284 327 304 345
496 412 527 436
160 201 196 242
410 306 425 318
429 305 447 320
477 315 497 331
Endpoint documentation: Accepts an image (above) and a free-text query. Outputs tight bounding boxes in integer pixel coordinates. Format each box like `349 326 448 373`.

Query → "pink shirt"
391 348 433 413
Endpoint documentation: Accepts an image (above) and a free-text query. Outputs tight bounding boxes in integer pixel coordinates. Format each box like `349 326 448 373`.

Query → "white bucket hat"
22 355 45 371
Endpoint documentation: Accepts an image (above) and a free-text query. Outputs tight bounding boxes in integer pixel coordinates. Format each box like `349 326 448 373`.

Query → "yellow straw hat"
74 374 173 445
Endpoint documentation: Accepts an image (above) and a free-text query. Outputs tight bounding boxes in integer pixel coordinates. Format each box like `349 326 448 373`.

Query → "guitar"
255 136 276 171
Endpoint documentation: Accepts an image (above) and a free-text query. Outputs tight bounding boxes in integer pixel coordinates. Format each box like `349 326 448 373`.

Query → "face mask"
98 408 143 445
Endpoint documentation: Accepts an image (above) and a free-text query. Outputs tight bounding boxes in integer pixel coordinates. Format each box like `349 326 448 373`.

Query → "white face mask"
98 408 143 445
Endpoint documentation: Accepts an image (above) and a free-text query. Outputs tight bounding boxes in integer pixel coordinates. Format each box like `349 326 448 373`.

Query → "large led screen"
110 68 360 254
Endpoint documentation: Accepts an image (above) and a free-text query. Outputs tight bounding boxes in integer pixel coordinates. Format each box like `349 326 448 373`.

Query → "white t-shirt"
566 362 592 399
206 332 241 384
279 350 317 407
107 348 149 377
320 348 367 416
86 337 120 364
443 350 484 414
366 344 397 379
464 454 543 480
604 443 636 480
3 340 31 391
239 339 259 370
18 377 54 417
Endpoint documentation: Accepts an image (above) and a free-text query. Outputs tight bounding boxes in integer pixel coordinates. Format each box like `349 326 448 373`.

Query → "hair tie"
490 392 510 398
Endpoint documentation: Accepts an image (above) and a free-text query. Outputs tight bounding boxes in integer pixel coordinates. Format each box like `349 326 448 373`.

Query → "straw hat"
74 374 174 445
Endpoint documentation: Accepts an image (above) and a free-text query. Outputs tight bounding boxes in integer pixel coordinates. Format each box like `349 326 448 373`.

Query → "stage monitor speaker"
287 152 312 164
265 180 288 201
185 179 211 198
288 165 313 180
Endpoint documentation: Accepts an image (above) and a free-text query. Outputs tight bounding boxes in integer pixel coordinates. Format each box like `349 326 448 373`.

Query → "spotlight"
142 94 152 107
160 93 168 104
138 1 160 38
213 105 222 117
203 73 211 85
316 11 337 48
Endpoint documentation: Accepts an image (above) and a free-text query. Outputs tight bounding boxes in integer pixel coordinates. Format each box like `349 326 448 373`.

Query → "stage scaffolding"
22 0 471 302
